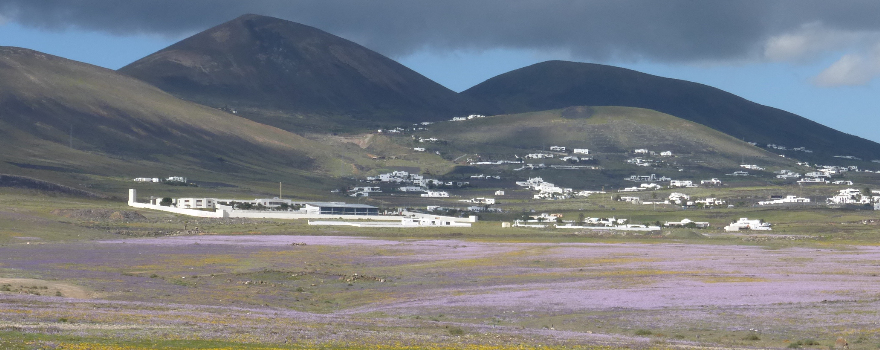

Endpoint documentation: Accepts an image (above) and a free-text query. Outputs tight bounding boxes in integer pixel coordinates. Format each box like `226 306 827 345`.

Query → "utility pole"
69 124 73 149
279 182 282 199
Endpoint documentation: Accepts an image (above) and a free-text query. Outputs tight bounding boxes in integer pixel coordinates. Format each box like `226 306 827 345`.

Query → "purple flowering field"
2 233 880 348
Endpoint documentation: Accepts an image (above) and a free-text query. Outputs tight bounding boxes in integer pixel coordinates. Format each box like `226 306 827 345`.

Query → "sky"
1 1 879 143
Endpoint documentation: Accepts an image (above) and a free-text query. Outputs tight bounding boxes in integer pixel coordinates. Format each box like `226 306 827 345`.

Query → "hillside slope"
461 60 880 160
119 14 479 131
424 106 787 168
0 46 432 195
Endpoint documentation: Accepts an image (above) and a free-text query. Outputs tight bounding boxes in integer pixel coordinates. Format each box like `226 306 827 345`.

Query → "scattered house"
701 178 722 185
669 180 696 188
694 198 726 206
740 164 765 171
827 188 876 205
832 180 854 185
797 177 829 184
413 147 426 152
634 149 649 154
724 218 771 231
560 156 581 162
461 197 495 205
627 158 654 167
421 190 450 198
350 186 381 193
641 183 662 190
758 195 810 205
575 190 606 197
625 174 671 182
525 153 554 159
729 171 749 176
549 146 566 152
618 187 644 192
451 116 467 121
664 218 709 228
660 151 673 157
133 177 160 183
398 186 425 192
573 148 590 155
495 190 505 196
166 176 187 182
619 196 642 204
668 192 691 205
775 170 801 179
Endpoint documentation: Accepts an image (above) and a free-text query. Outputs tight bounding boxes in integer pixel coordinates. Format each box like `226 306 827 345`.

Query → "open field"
3 188 880 349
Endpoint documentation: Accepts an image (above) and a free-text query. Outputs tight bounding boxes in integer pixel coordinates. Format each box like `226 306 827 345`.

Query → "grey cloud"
2 0 880 63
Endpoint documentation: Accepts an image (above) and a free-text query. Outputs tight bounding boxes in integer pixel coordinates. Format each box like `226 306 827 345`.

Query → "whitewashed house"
421 191 449 198
700 178 722 185
724 218 771 231
669 180 695 188
573 148 590 155
660 151 673 156
758 195 810 205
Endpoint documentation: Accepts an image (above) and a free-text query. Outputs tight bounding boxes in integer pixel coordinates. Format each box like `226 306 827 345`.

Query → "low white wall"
128 202 227 218
228 211 404 220
403 211 478 223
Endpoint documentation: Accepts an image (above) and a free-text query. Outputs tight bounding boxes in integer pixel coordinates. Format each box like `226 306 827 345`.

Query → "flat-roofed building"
304 202 379 216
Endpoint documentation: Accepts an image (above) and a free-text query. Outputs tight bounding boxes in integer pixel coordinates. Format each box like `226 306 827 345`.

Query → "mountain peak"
119 14 471 128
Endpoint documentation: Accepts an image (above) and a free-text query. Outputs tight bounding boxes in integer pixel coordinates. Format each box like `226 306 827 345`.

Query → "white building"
758 195 810 205
660 151 673 156
413 147 426 152
669 180 696 188
740 164 764 171
166 176 187 183
634 149 649 154
668 192 690 204
694 198 726 206
133 177 160 183
421 191 450 198
549 146 566 152
724 218 771 231
827 188 874 205
494 190 505 196
176 198 216 209
700 178 722 185
573 148 590 155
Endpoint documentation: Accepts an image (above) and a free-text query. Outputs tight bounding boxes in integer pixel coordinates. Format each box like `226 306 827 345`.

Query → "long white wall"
128 202 227 218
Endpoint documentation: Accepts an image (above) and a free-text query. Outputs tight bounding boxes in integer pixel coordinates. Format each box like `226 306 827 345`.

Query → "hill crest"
119 14 476 128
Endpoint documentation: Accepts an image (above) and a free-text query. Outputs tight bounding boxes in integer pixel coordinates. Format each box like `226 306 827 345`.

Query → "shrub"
744 334 761 341
635 329 653 336
448 327 465 336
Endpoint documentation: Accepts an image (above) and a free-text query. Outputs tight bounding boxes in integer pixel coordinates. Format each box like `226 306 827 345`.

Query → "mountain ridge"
461 60 880 160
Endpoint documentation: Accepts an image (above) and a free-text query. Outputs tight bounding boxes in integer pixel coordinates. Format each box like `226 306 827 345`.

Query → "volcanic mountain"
461 60 880 160
0 46 405 194
119 14 476 131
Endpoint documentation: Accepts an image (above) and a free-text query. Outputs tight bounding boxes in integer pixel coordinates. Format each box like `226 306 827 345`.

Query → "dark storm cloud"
2 0 880 62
